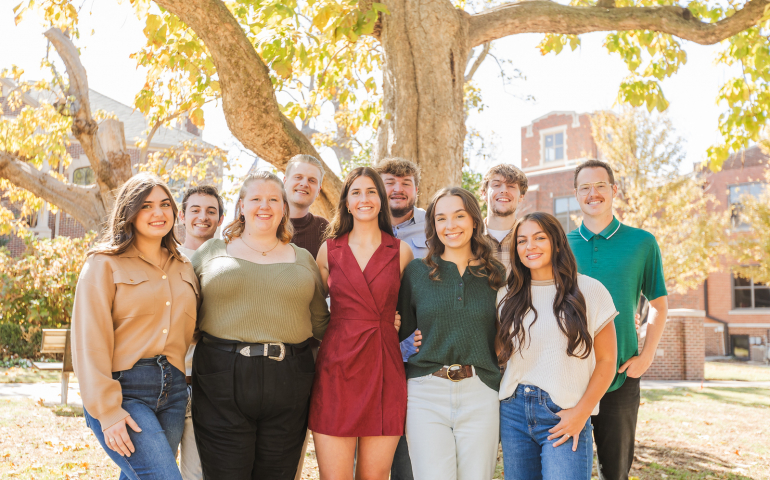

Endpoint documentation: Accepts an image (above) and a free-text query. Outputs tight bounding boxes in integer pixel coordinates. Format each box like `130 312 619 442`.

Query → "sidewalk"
0 381 82 405
641 379 770 389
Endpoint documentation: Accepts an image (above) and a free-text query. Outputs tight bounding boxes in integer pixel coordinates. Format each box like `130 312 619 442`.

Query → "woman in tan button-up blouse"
71 173 199 480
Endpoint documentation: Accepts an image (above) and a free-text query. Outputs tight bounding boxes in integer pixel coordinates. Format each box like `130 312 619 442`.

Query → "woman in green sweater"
397 186 505 480
190 171 330 479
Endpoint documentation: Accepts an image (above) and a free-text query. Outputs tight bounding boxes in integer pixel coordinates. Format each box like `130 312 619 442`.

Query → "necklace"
241 236 281 256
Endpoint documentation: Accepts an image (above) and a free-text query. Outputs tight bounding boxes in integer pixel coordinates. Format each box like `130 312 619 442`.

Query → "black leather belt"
201 335 309 361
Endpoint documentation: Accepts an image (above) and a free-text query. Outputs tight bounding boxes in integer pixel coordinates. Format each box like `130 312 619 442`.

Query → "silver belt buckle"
266 343 286 361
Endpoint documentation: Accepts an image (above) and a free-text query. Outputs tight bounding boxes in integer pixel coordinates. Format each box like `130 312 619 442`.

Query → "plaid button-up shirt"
483 221 514 269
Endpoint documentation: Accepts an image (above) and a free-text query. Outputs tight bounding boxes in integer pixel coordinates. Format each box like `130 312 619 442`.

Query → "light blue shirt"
393 207 428 361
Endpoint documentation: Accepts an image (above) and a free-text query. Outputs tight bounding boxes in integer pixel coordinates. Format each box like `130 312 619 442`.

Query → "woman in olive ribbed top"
192 238 329 343
190 172 330 480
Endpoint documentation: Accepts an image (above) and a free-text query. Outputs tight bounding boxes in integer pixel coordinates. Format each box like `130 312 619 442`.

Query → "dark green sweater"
397 257 502 392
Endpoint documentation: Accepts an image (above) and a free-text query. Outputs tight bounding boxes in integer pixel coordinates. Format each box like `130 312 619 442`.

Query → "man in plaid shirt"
480 164 528 265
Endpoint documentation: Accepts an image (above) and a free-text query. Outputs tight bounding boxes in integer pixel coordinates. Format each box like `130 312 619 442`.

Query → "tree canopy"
2 0 770 226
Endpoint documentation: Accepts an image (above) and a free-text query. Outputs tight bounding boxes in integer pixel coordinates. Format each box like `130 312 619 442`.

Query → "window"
733 274 770 309
544 132 564 163
73 167 95 186
554 196 581 232
729 182 766 229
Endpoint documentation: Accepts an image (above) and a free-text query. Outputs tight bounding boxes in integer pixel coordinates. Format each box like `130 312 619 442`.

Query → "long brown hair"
497 212 592 365
88 173 181 259
222 171 293 244
423 187 504 290
325 166 393 239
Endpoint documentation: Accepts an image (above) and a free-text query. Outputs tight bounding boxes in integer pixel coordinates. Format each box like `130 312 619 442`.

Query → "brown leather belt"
432 365 474 382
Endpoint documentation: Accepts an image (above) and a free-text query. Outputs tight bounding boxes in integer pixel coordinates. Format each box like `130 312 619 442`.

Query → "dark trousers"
592 376 641 480
192 338 315 480
391 362 414 480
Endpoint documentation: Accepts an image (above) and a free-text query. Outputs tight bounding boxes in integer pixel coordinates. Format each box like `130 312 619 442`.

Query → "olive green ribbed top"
192 239 330 343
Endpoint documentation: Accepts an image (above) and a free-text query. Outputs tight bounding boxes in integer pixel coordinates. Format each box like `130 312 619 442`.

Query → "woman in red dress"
310 166 414 480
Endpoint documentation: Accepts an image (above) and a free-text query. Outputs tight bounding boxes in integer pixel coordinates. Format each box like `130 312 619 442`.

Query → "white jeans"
180 388 203 480
405 372 500 480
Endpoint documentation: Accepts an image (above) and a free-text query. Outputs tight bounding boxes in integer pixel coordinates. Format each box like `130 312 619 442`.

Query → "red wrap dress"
308 231 407 437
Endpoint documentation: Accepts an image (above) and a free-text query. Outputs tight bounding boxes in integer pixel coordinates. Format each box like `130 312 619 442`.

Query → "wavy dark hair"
325 166 393 239
423 187 504 290
497 212 592 365
88 173 181 259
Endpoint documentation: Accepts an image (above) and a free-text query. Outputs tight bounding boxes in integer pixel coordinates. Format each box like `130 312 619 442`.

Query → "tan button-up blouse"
71 245 200 430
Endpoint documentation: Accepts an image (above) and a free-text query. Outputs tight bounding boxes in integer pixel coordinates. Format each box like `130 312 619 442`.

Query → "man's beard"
492 205 515 217
390 198 415 219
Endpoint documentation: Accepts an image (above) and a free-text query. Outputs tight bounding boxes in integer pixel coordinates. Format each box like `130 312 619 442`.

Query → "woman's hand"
413 329 422 352
394 311 401 332
103 415 142 457
546 407 590 451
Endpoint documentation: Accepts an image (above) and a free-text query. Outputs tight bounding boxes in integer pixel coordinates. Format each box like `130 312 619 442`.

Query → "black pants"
192 339 315 480
390 362 414 480
592 376 641 480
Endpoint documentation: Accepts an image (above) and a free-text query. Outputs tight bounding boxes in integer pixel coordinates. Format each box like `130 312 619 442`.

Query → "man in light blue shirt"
377 157 425 480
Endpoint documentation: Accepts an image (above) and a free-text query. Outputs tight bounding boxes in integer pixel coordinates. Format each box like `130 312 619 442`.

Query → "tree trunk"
375 0 471 207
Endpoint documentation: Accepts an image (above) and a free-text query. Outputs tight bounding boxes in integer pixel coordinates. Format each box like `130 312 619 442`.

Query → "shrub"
0 231 95 358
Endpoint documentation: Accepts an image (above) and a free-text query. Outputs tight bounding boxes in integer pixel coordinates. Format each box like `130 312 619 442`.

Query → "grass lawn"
1 387 768 479
705 361 770 382
630 387 770 480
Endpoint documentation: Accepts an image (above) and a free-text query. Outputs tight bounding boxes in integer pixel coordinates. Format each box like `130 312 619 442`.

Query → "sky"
0 2 739 213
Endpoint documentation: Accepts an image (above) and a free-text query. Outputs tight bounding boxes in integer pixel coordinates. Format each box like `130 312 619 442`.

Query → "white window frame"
728 182 766 230
732 272 770 310
539 126 568 166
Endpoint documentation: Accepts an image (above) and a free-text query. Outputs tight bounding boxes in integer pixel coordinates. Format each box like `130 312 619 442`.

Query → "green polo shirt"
567 216 667 392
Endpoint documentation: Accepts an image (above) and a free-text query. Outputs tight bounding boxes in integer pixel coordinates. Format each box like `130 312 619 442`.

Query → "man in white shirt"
480 164 528 265
177 185 225 480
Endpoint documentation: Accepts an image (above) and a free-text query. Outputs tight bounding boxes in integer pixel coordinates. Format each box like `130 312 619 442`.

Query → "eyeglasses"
577 182 612 196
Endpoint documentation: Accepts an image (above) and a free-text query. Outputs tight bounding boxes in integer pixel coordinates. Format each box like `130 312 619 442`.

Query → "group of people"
71 154 669 480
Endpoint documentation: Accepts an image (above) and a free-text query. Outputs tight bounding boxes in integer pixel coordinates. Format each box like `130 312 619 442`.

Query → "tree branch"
465 42 491 82
44 28 132 200
0 152 105 231
151 0 343 217
468 0 770 48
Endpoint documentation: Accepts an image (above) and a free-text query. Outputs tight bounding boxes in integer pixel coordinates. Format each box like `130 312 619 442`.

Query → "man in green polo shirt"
567 159 668 480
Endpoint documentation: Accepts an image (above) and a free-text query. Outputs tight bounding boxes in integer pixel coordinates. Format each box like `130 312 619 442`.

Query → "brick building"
1 78 222 255
697 146 769 360
518 111 598 231
517 110 768 375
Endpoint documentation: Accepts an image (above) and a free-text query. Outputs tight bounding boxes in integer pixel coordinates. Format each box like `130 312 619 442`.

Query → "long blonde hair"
88 173 182 259
222 171 293 243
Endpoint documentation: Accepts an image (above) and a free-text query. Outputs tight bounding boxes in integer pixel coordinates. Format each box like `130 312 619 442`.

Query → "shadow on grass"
633 443 755 480
641 387 770 409
47 404 83 417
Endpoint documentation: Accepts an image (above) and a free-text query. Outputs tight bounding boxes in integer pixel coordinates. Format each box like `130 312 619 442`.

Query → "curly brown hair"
481 164 529 196
375 157 421 187
423 187 504 290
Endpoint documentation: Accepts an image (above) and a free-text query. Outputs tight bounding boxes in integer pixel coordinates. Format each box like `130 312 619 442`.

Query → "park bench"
32 329 73 405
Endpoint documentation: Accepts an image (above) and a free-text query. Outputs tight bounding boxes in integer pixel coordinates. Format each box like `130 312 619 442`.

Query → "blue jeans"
83 356 187 480
500 384 593 480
